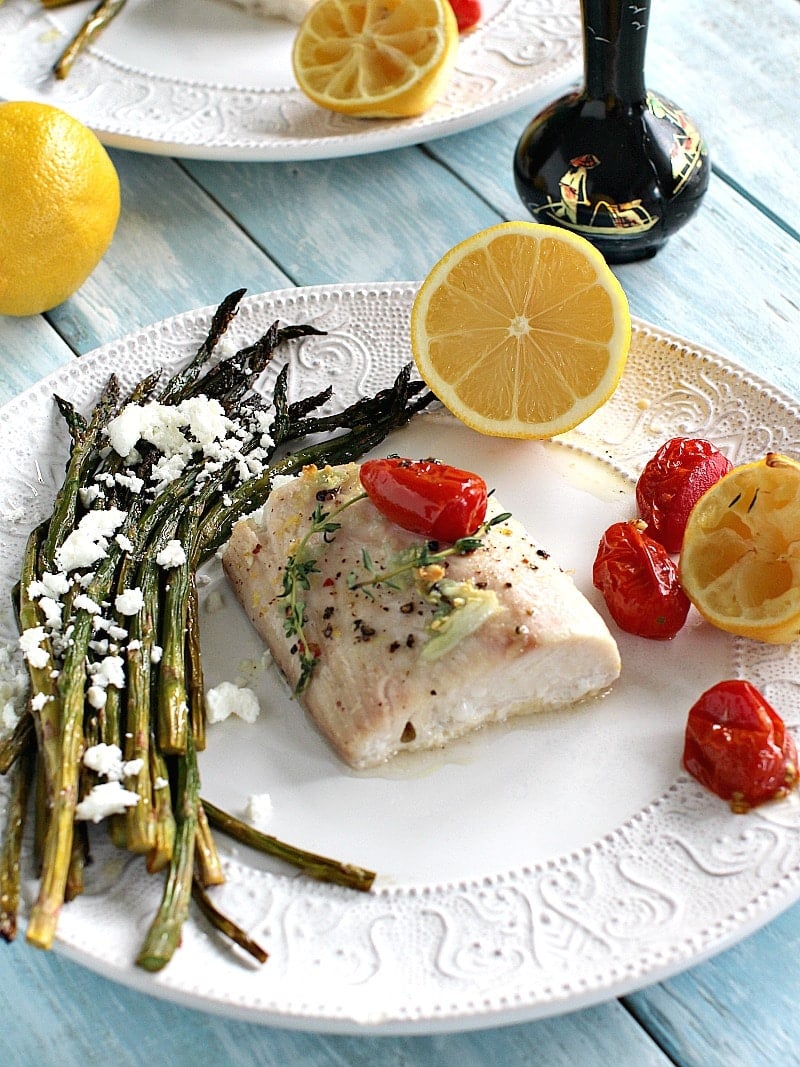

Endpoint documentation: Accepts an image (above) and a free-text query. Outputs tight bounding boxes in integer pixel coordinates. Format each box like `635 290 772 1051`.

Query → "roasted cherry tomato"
360 457 488 542
447 0 481 31
593 519 690 639
635 437 733 553
683 680 799 812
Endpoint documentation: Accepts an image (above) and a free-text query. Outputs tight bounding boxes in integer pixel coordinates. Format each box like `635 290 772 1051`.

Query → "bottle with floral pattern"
513 0 710 263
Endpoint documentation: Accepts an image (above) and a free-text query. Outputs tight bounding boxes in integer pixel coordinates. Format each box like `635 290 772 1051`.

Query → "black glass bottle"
513 0 710 263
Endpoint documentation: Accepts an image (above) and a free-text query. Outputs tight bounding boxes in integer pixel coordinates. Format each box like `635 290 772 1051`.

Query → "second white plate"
0 0 581 160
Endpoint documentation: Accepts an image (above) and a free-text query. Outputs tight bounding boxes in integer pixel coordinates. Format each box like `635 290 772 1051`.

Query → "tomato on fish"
360 457 488 542
592 519 690 639
683 680 799 811
635 437 733 553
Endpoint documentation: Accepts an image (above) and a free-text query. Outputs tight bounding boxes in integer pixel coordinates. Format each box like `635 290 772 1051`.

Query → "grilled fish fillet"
222 463 620 768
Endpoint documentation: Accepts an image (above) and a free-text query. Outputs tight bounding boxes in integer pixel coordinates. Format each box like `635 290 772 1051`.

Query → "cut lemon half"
410 222 631 438
291 0 458 119
679 452 800 644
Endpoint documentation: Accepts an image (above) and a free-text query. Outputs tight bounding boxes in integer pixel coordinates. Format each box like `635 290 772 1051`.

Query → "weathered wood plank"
0 315 75 406
646 0 800 233
625 902 800 1067
44 150 292 355
0 938 672 1067
182 148 502 286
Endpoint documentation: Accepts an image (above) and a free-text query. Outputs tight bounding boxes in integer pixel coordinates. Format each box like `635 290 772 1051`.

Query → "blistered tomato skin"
592 520 690 639
448 0 482 31
683 680 799 812
359 457 488 543
636 437 733 553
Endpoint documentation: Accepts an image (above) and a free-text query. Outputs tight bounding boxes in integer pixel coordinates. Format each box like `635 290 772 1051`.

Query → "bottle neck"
581 0 650 105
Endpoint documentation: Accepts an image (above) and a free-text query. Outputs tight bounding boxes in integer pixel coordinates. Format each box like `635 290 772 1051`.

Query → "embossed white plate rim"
2 282 800 1034
0 0 582 161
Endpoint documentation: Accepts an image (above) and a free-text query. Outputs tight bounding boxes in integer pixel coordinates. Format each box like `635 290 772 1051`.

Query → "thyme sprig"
280 490 368 694
348 511 512 595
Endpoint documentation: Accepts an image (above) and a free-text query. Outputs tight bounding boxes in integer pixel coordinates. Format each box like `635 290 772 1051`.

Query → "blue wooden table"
2 0 800 1062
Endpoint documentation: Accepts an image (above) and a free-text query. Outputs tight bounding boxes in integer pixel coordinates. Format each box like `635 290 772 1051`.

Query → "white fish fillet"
212 0 312 23
223 463 621 768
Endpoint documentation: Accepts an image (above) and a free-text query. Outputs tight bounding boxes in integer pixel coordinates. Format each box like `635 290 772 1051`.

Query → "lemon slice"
410 222 631 439
292 0 458 119
679 452 800 644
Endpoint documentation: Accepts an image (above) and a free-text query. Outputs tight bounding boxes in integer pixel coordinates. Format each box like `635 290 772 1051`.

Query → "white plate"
0 0 581 160
3 283 800 1034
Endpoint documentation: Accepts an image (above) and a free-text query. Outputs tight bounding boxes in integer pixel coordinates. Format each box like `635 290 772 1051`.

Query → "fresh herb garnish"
348 511 512 595
281 490 367 693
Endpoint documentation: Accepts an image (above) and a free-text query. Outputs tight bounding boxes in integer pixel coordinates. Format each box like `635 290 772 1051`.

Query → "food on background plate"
679 452 800 644
292 0 458 119
222 459 621 769
0 101 120 317
683 680 799 812
410 222 631 439
635 437 733 554
448 0 482 32
592 519 690 640
219 0 314 22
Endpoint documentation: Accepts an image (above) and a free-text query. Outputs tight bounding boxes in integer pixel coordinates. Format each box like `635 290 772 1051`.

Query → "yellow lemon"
0 101 120 317
410 222 631 439
292 0 458 119
679 452 800 644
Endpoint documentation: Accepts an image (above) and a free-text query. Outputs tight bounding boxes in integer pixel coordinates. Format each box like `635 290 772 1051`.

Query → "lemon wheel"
410 222 631 439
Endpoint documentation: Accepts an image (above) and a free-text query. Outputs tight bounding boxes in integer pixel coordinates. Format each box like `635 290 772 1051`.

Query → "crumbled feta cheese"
37 596 64 630
28 570 71 600
90 655 125 690
79 484 103 508
150 453 187 491
115 472 144 494
115 533 135 553
155 540 187 569
83 742 125 778
0 642 28 732
87 685 107 709
244 793 273 831
83 743 144 781
150 645 163 664
30 691 53 711
205 681 261 724
74 593 102 615
153 776 169 790
75 781 140 822
115 587 144 616
55 508 127 572
19 627 49 669
105 396 234 460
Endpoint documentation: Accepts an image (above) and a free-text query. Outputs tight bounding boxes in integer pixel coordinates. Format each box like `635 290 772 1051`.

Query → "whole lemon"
0 101 121 317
